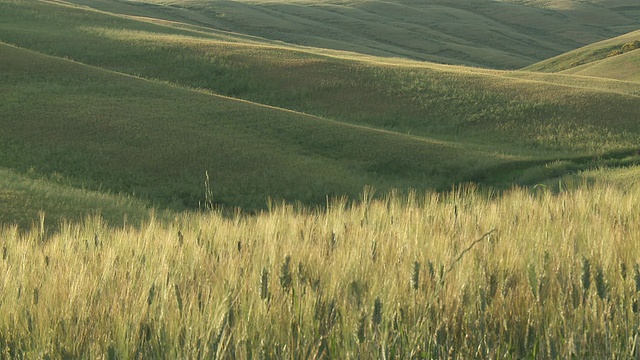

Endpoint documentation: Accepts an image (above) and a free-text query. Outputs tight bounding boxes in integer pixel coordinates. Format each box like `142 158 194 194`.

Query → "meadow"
65 0 640 69
1 0 640 357
1 184 640 358
2 0 640 219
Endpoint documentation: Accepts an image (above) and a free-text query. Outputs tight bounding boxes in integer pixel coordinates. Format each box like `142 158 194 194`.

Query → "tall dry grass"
0 183 639 358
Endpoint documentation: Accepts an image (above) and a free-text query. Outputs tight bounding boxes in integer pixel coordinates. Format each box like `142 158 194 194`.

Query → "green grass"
1 0 639 153
1 184 639 358
65 0 639 69
561 49 640 83
2 42 522 212
1 0 640 217
524 29 640 74
2 0 640 357
0 167 154 231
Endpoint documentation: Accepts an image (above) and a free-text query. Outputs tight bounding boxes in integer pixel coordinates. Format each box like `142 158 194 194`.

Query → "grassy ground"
2 42 524 213
1 184 639 358
562 49 640 83
1 0 638 152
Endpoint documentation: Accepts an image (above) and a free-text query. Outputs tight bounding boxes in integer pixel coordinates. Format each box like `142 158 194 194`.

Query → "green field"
63 0 640 69
1 0 640 357
2 0 640 217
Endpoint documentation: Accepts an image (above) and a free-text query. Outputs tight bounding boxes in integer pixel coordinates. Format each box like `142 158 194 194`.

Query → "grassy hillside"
64 0 639 69
0 167 153 230
2 0 639 152
524 29 640 73
1 0 640 219
561 49 640 83
2 42 524 213
2 1 640 357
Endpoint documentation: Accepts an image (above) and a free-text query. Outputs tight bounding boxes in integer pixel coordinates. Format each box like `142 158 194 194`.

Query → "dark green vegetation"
1 0 640 226
0 168 152 230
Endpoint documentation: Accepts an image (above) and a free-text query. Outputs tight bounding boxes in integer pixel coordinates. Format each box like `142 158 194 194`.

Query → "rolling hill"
63 0 639 69
562 49 640 83
1 42 525 213
2 0 640 357
525 29 640 75
1 0 640 224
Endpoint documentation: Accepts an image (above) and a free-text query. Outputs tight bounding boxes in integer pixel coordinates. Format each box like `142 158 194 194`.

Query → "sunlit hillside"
1 0 640 219
562 48 640 83
525 29 640 75
64 0 639 69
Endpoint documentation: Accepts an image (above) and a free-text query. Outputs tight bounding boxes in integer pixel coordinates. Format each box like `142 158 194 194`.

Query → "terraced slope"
65 0 639 69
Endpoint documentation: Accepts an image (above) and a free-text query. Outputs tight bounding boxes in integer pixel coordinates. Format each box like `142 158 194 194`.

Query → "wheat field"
1 183 639 358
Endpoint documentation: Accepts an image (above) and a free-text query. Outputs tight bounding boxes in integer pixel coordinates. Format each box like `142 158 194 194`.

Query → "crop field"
1 0 640 357
2 184 640 358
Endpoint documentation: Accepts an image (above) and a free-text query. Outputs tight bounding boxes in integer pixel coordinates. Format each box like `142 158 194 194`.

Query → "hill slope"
1 0 640 219
2 0 639 154
524 29 640 74
63 0 639 69
0 167 153 230
561 48 640 83
2 42 523 212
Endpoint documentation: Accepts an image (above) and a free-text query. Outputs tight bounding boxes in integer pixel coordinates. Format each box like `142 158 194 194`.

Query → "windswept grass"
1 184 639 358
1 1 640 357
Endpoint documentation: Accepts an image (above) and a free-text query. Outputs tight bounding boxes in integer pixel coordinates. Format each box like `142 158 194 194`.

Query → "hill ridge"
0 41 505 154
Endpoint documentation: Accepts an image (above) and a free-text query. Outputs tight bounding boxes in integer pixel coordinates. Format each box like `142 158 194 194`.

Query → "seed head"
279 255 292 292
411 261 420 291
147 283 156 306
372 297 383 327
581 257 591 293
260 268 269 301
357 314 366 343
595 265 607 300
634 263 640 293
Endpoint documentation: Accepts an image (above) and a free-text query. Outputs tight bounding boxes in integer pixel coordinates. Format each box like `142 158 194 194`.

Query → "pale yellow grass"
1 184 639 357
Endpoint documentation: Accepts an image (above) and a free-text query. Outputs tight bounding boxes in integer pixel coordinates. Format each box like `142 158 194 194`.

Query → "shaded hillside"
0 168 153 230
1 43 520 211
